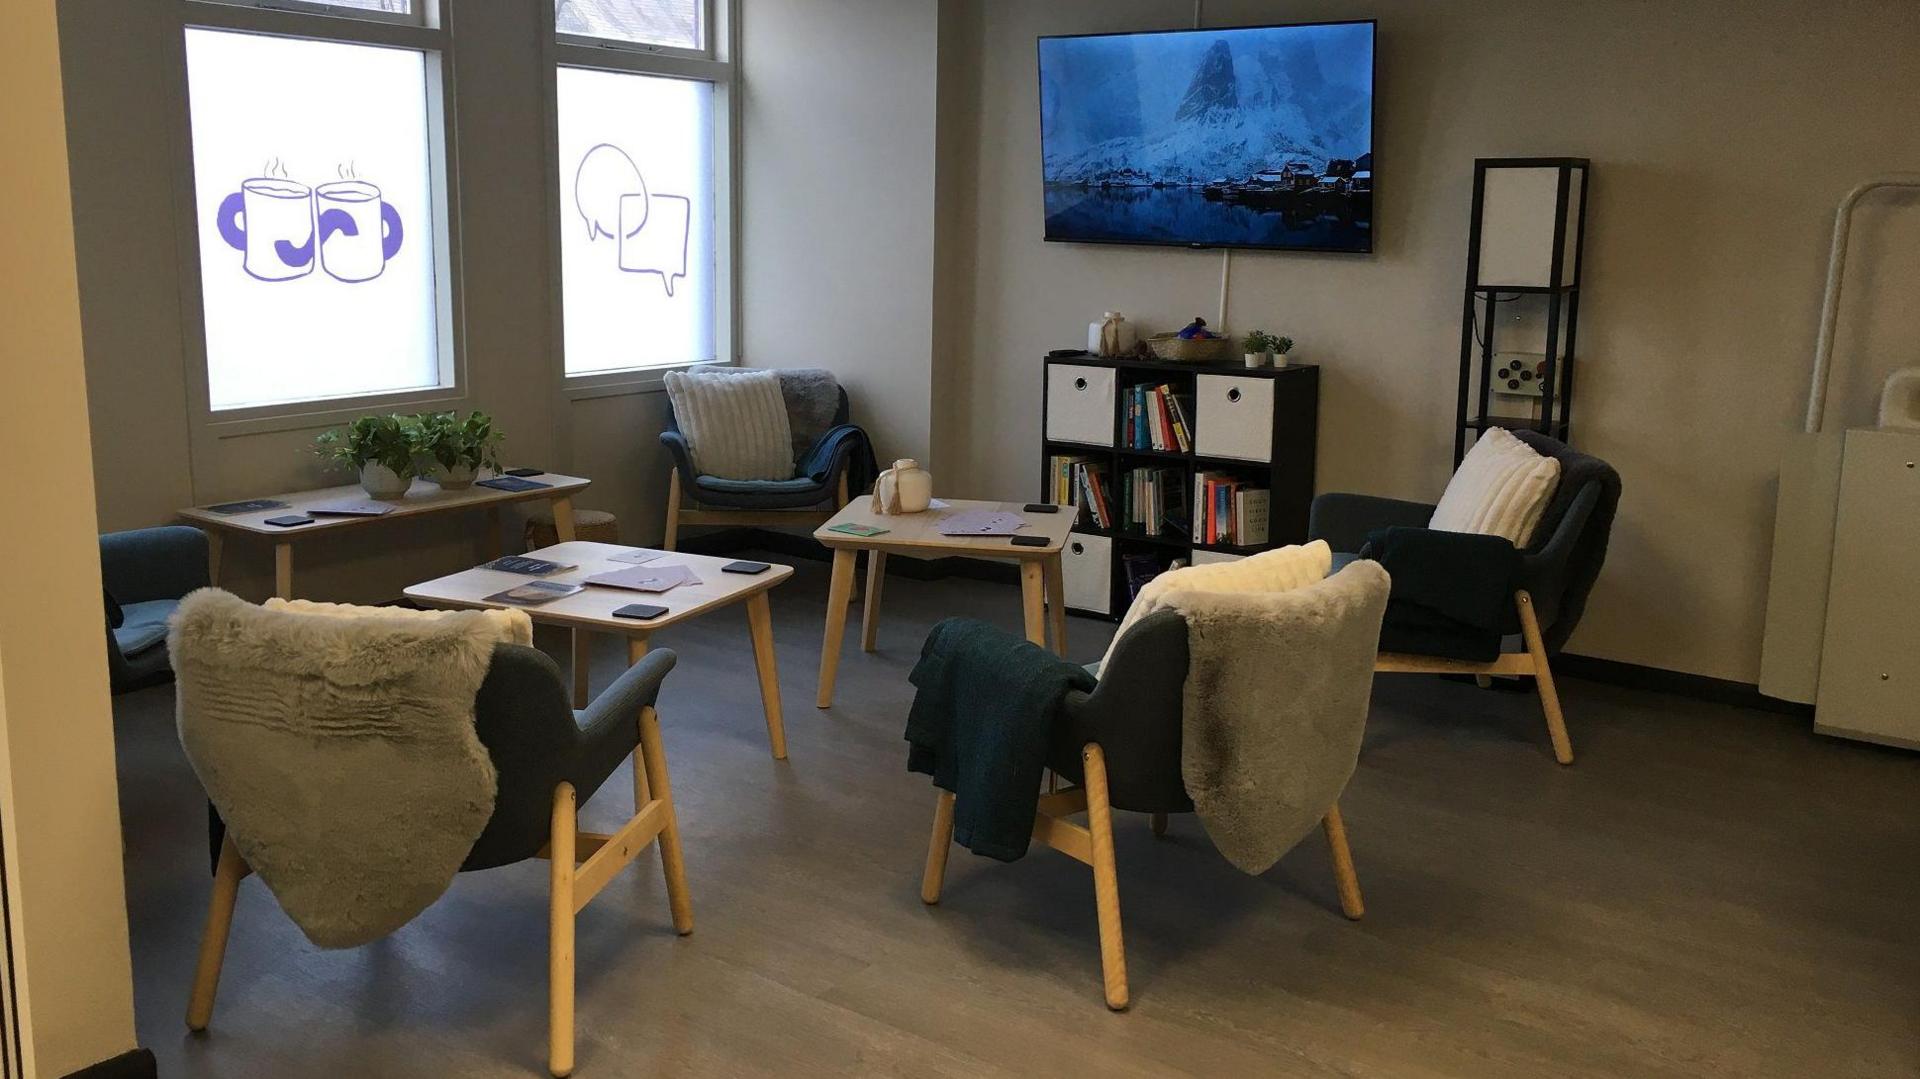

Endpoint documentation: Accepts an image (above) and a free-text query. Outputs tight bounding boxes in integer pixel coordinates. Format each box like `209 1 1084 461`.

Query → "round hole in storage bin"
1227 387 1242 403
1074 377 1088 390
1071 542 1084 555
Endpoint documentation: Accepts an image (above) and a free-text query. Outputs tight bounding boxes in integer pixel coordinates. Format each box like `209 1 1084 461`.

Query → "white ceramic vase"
1244 351 1271 369
428 461 476 490
359 462 411 499
871 459 933 514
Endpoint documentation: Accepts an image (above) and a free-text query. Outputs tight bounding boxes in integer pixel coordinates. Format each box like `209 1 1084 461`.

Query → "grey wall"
933 0 1920 683
63 0 938 603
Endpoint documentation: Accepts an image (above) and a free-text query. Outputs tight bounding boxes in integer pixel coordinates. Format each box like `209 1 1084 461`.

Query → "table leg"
481 505 502 563
1019 560 1046 647
551 496 577 543
206 531 223 588
1045 553 1067 657
627 637 652 806
861 551 887 653
571 629 592 709
816 548 857 709
273 542 293 600
745 592 788 760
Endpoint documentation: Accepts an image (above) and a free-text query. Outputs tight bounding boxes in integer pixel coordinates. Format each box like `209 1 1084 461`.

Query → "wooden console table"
179 472 589 599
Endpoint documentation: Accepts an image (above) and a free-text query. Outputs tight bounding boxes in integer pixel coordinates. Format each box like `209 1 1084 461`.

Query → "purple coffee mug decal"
216 177 315 281
315 179 404 283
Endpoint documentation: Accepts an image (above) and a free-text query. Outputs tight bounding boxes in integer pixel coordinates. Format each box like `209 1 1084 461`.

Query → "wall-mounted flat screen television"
1038 20 1375 253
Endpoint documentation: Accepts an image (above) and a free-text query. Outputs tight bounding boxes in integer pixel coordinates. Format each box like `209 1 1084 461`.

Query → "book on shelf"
1121 552 1167 601
1192 472 1270 547
1120 466 1190 537
1124 383 1195 453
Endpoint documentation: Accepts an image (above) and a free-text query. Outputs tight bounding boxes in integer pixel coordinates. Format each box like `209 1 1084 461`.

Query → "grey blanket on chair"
774 367 843 462
1165 561 1391 874
169 589 502 948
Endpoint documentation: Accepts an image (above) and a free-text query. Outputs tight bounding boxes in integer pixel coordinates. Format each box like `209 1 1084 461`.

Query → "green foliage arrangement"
314 414 417 477
1275 335 1295 356
1243 330 1277 354
409 410 505 474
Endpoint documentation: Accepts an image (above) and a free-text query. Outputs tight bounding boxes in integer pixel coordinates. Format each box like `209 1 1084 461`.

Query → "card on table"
935 510 1027 536
476 476 552 492
484 580 583 607
828 522 889 537
205 498 288 515
606 548 669 565
584 563 703 593
485 555 576 575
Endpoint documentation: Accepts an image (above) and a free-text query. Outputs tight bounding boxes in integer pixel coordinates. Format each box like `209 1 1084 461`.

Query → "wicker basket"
1145 331 1236 364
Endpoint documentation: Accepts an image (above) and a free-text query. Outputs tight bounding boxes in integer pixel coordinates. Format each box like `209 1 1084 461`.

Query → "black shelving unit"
1455 157 1591 464
1039 354 1319 619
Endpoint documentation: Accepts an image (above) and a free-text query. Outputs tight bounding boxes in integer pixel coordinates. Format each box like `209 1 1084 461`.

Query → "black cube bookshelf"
1039 354 1319 619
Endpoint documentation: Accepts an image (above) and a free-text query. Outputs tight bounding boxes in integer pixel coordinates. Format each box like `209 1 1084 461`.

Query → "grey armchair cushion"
662 371 877 509
1050 610 1193 814
100 525 209 692
113 599 177 657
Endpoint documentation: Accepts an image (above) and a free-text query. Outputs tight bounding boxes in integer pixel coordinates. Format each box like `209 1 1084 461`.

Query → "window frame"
547 0 738 399
166 0 466 439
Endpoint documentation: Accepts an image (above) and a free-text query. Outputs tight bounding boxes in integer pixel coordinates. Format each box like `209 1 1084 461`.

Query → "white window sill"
562 358 730 401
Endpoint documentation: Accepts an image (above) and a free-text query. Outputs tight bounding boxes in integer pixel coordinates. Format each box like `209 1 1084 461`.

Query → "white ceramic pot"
1275 351 1295 367
1244 351 1271 369
359 462 411 499
428 461 476 490
871 459 933 514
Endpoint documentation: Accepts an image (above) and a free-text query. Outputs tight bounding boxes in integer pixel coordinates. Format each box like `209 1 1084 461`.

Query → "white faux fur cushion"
1101 540 1334 668
266 597 533 646
1428 427 1561 545
663 368 795 481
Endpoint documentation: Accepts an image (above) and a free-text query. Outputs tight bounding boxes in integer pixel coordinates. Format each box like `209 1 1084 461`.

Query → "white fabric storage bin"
1060 532 1112 615
1194 374 1274 463
1046 364 1116 446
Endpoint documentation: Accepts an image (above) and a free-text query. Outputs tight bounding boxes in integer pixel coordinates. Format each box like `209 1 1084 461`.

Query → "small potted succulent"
315 415 416 498
1274 335 1296 367
1242 329 1277 368
408 410 504 490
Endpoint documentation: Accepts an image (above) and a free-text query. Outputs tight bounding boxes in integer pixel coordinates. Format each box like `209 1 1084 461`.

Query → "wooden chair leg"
1150 812 1168 838
186 834 247 1032
549 783 577 1078
920 790 956 904
861 551 887 652
1516 591 1574 765
638 706 694 935
663 468 683 551
1082 743 1129 1010
1321 804 1365 921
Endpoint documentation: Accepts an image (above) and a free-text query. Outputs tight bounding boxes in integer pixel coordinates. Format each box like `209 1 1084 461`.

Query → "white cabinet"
1060 532 1113 615
1193 374 1274 463
1046 364 1116 446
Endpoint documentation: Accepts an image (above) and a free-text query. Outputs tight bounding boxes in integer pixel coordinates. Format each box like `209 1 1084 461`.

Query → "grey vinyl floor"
113 553 1918 1077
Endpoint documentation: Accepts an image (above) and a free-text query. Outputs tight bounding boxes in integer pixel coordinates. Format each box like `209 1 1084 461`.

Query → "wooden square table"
405 542 795 759
812 498 1075 709
181 472 591 600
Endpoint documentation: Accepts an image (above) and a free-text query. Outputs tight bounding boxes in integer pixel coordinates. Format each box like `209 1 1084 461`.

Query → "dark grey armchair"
188 645 688 1078
659 374 873 548
919 611 1366 1011
1309 430 1621 764
101 525 210 693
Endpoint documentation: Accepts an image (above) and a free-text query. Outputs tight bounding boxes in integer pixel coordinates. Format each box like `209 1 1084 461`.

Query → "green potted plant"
1274 335 1296 367
314 415 417 499
1242 329 1277 368
408 410 504 490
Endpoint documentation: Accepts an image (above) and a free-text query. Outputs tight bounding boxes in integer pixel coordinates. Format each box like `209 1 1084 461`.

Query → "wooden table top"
404 542 793 632
813 498 1074 559
179 472 590 537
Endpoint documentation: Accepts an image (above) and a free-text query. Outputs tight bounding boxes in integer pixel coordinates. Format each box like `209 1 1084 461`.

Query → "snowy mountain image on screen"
1038 23 1375 251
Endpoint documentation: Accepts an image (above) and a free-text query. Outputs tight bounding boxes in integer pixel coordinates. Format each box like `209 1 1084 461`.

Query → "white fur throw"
1165 560 1390 875
169 589 512 949
1429 426 1561 545
1102 540 1334 668
664 367 795 481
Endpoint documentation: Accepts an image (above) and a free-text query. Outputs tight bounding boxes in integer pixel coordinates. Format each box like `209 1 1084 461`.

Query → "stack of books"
1048 454 1114 529
1121 551 1170 601
1193 472 1271 547
1121 466 1189 538
1123 383 1195 452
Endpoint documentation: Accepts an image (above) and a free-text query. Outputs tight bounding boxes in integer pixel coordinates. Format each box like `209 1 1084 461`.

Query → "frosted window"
557 0 701 51
185 29 442 411
556 68 715 375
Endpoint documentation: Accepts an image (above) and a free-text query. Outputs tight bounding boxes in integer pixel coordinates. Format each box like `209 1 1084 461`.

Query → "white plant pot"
427 461 477 490
1275 352 1295 367
1244 351 1272 369
359 463 411 499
